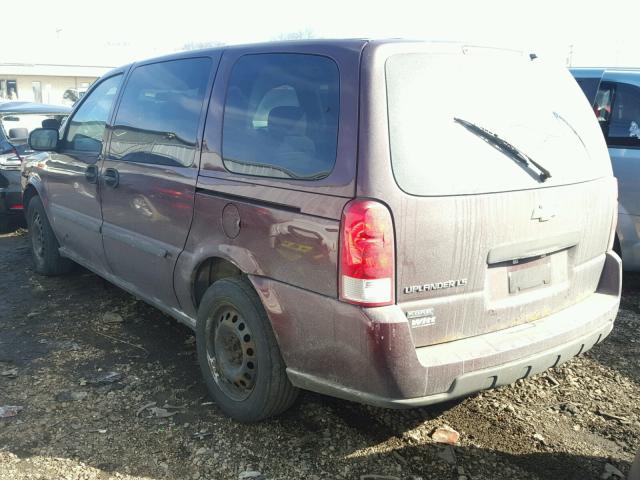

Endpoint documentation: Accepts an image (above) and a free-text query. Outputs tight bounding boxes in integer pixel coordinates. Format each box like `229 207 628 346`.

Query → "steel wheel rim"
206 305 257 401
31 211 45 261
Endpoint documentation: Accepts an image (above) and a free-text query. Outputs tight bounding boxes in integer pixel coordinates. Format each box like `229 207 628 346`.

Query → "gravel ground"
0 228 638 480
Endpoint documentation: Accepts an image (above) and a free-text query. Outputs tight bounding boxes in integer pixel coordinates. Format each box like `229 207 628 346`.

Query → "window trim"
220 52 341 182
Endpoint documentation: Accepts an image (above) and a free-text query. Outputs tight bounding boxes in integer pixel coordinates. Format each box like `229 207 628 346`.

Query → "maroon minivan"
23 39 621 421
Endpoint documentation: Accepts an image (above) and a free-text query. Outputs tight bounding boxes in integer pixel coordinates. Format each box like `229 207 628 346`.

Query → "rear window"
222 53 339 180
385 51 609 196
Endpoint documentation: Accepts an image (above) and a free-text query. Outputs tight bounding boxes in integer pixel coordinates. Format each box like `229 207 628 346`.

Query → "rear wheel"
196 277 298 422
27 196 73 275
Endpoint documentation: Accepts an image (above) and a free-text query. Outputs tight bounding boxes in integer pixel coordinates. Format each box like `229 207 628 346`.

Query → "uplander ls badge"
403 278 468 295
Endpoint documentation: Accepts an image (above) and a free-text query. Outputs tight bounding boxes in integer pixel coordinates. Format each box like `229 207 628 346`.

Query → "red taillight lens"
9 203 24 210
339 199 395 307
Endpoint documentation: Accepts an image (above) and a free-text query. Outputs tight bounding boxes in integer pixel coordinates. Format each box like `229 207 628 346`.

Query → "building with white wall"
0 62 113 106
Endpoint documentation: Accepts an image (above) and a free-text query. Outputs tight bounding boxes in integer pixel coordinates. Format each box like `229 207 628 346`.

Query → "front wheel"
196 277 298 422
27 196 73 276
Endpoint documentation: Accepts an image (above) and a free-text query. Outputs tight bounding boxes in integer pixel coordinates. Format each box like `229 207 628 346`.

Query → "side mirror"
29 128 59 151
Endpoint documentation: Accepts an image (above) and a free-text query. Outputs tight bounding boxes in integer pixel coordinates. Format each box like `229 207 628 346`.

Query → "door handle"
85 164 99 184
103 167 119 188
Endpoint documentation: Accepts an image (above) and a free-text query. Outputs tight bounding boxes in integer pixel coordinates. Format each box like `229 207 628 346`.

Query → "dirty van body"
23 40 621 421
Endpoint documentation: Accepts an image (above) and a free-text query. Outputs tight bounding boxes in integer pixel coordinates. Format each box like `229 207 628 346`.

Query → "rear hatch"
365 43 616 347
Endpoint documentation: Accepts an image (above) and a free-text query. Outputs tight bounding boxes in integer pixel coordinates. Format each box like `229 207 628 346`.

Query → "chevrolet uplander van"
23 40 621 422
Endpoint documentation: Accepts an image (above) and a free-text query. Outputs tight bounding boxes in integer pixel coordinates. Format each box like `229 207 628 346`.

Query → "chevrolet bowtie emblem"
531 204 556 222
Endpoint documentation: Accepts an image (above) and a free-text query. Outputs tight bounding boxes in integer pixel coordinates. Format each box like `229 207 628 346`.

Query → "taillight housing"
608 180 619 251
339 199 395 307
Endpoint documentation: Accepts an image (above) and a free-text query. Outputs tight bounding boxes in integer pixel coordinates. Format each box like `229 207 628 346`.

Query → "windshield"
385 50 610 196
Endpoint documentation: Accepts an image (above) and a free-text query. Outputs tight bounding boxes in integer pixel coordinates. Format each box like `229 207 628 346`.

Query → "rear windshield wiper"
454 117 552 182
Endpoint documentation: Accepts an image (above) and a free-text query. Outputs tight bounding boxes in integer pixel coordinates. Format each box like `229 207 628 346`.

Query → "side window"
575 77 601 105
109 58 211 167
64 74 122 153
222 54 340 180
592 83 614 140
604 82 640 148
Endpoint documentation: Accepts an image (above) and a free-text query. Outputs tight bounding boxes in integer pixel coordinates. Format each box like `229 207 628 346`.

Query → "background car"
572 68 640 270
0 102 70 231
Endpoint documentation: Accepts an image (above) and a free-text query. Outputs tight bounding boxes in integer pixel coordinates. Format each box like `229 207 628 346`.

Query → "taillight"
609 182 619 251
339 199 395 307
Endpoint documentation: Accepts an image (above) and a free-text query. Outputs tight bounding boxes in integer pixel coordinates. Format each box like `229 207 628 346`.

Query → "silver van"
572 68 640 270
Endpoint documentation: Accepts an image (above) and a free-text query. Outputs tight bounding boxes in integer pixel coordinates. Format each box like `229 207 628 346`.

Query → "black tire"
0 215 10 233
26 196 73 276
196 277 298 422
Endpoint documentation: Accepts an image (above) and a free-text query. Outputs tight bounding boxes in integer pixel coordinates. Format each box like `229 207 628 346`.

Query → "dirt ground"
0 227 638 480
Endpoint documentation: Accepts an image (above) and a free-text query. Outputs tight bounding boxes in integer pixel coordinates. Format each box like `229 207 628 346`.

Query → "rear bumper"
253 251 621 408
290 296 615 408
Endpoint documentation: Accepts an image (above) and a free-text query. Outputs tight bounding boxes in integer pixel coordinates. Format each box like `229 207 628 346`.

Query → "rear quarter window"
601 81 640 148
575 77 601 105
222 53 340 180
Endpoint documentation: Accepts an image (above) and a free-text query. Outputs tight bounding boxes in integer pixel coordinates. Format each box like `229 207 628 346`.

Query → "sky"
5 0 640 68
